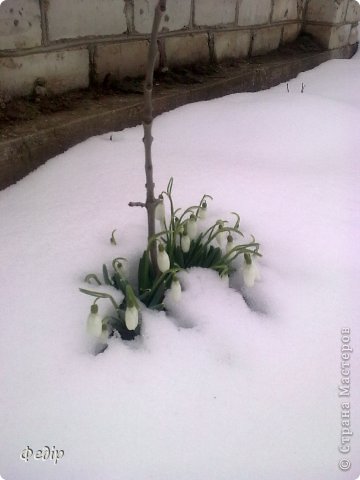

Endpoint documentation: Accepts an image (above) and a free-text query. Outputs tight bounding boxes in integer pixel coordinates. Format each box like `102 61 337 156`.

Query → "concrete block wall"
0 0 359 99
304 0 360 49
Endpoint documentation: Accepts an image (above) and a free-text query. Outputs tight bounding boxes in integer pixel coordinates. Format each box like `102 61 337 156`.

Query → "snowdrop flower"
198 201 207 220
114 259 127 277
125 303 138 330
216 223 226 247
155 196 165 223
242 253 260 288
157 244 170 272
170 276 182 302
181 233 191 253
99 323 109 343
187 215 198 240
226 234 234 254
176 223 184 246
86 304 103 338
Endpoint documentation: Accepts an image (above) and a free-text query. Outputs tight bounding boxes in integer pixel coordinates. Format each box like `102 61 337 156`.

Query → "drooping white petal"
170 279 182 302
99 325 109 343
187 218 198 240
216 229 226 247
87 313 103 338
242 257 261 288
114 260 128 278
155 201 165 223
226 238 234 254
181 235 191 253
198 206 207 220
125 306 138 330
157 250 170 272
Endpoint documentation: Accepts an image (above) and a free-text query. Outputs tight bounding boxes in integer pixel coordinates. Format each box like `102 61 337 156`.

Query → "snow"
1 51 360 480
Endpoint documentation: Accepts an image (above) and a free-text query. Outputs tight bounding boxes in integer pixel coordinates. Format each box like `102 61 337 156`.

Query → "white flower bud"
216 226 226 247
170 278 182 302
99 324 109 343
181 234 191 253
87 304 103 338
155 198 165 223
226 235 234 254
198 202 207 220
187 215 198 240
114 260 127 278
157 244 170 272
125 305 138 330
242 254 260 288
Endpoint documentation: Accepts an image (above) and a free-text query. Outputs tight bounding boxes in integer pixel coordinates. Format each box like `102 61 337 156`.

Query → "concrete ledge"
0 43 357 190
0 48 89 97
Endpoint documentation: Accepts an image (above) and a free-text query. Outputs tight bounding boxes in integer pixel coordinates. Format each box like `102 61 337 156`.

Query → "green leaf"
102 264 112 286
203 246 222 268
138 250 153 293
113 272 127 295
84 273 102 285
125 284 139 309
174 245 185 268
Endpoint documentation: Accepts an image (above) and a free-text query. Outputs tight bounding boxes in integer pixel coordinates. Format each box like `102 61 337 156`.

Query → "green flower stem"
200 221 225 244
203 223 235 247
79 288 119 311
204 225 245 246
177 205 201 224
195 194 213 216
112 257 127 271
125 284 139 309
231 212 241 230
150 267 179 293
222 245 261 263
162 190 175 240
84 274 102 286
110 229 117 245
166 177 174 195
222 226 245 237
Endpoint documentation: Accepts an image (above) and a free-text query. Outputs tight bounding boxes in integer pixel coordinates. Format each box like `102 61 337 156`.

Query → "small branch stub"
129 202 146 208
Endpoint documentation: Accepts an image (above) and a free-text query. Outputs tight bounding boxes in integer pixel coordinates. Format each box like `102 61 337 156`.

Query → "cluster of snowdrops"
81 179 261 343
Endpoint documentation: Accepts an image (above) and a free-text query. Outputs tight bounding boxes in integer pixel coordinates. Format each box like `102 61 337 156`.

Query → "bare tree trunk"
130 0 166 276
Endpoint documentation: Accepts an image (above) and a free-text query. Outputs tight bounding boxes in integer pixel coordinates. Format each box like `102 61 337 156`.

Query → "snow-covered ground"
1 51 360 480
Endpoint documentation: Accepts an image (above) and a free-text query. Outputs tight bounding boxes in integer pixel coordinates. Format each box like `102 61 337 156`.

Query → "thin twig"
129 202 146 208
142 0 166 276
